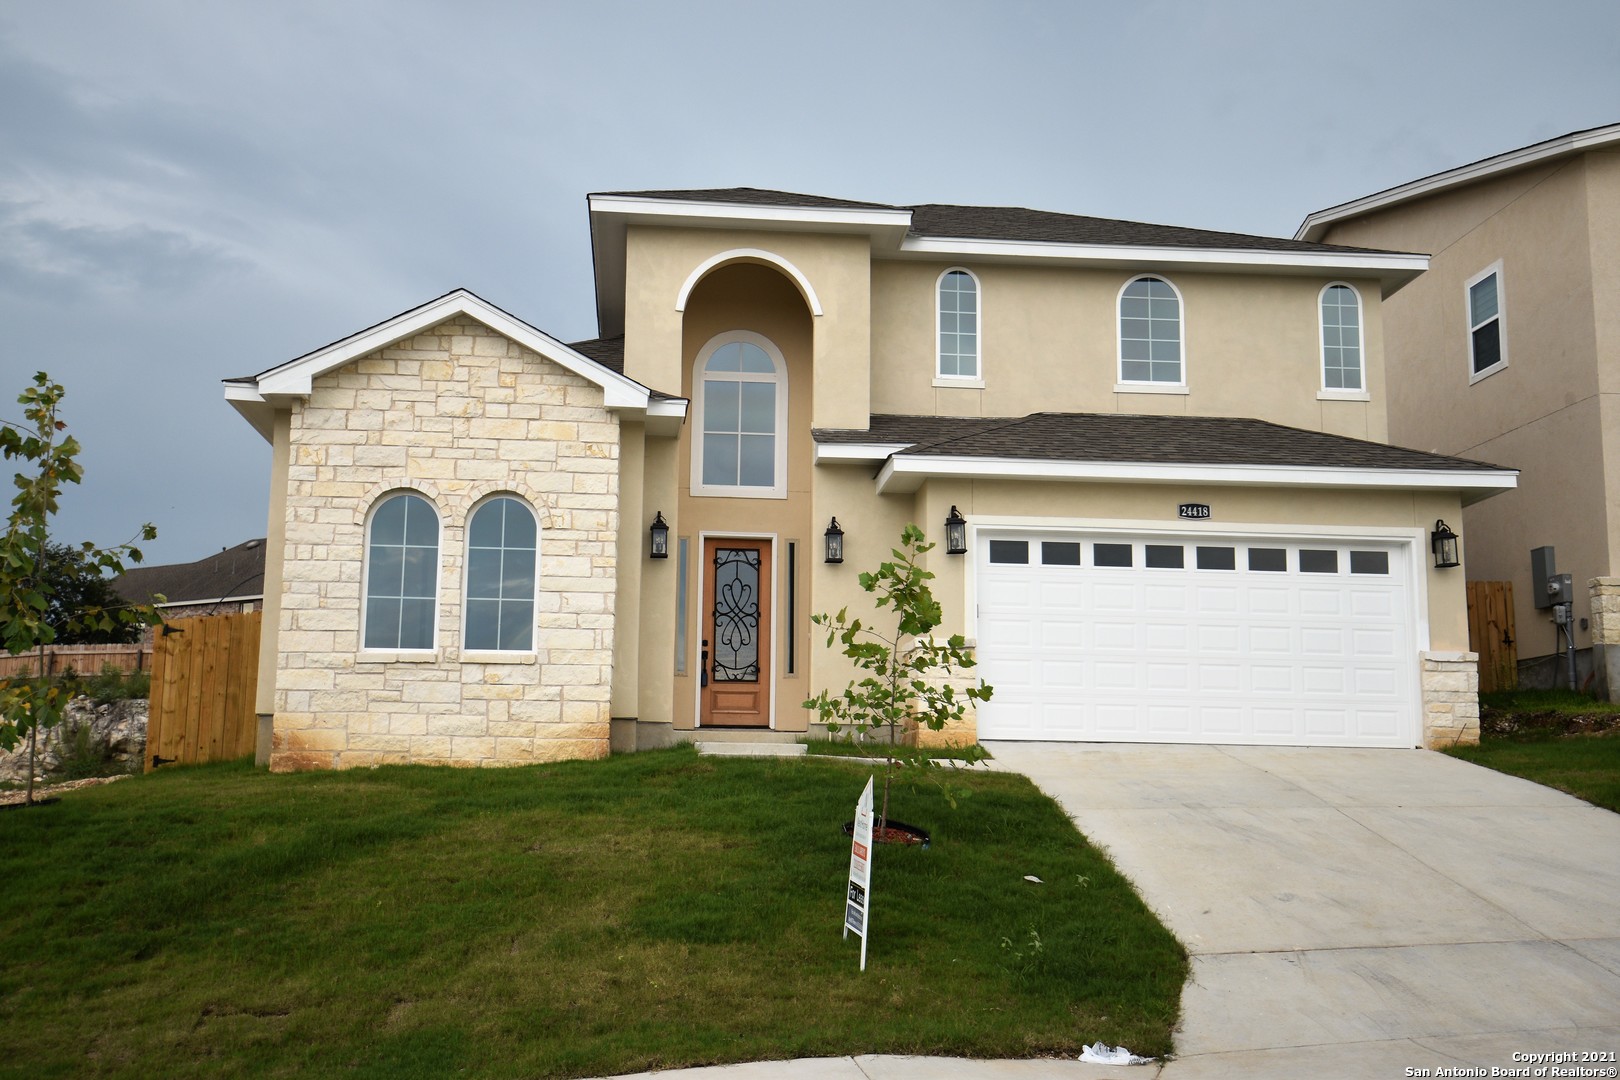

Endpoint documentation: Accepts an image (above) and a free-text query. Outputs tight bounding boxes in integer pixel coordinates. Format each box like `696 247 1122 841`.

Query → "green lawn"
1446 690 1620 813
0 748 1186 1079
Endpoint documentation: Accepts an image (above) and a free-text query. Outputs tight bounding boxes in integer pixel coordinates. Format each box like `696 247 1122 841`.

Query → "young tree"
40 542 146 645
803 524 992 831
0 373 155 805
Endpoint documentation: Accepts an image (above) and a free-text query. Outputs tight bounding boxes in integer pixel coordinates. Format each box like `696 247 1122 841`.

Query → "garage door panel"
975 533 1417 748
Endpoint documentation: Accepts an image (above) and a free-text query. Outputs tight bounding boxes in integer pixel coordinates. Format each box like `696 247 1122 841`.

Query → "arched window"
692 332 789 499
937 268 980 381
1118 276 1184 385
463 496 537 652
1320 283 1363 391
363 492 439 651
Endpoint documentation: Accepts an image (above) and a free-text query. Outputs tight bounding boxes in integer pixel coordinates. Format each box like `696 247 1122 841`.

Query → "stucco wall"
868 261 1388 440
269 316 620 770
1318 154 1610 659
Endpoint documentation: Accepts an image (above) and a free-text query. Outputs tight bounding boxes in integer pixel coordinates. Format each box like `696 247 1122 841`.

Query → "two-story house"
225 188 1515 770
1298 124 1620 693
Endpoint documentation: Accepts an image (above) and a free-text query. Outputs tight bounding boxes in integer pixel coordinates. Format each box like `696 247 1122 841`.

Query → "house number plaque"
1178 503 1212 519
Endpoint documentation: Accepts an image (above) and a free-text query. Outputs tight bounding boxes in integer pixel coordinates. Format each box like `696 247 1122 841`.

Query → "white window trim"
934 266 985 388
1466 260 1508 384
359 490 442 659
690 330 790 499
1318 281 1366 395
459 492 541 661
1115 274 1188 391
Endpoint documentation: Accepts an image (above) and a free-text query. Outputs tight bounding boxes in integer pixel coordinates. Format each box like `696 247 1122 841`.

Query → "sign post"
844 775 875 971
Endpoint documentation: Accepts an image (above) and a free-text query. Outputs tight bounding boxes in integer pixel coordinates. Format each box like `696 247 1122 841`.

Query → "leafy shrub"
87 663 149 704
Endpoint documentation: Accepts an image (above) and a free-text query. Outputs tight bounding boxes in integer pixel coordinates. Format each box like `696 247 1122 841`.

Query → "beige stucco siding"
868 261 1387 440
269 316 620 770
1321 154 1609 654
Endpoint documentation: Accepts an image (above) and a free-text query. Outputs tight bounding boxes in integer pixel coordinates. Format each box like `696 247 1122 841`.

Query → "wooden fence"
1467 580 1519 693
146 611 261 771
0 642 153 679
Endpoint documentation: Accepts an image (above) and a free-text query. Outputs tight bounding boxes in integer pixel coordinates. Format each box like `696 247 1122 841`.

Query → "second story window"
1320 283 1363 391
1467 262 1506 381
1118 276 1184 386
937 268 980 381
693 332 789 499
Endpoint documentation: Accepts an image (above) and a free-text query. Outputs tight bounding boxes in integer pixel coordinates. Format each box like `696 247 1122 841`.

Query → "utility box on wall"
1531 546 1558 610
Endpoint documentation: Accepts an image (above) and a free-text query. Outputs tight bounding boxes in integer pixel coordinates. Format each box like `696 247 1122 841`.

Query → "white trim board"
875 453 1517 503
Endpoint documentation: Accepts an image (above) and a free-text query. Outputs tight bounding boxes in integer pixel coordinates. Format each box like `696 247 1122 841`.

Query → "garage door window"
1145 544 1184 568
1041 541 1081 565
1248 547 1287 572
1196 546 1236 570
1094 543 1133 567
989 540 1029 564
1350 550 1390 575
1300 549 1339 574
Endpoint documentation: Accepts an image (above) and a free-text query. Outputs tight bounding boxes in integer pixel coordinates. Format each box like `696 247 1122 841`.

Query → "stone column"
1588 578 1620 701
1420 651 1480 748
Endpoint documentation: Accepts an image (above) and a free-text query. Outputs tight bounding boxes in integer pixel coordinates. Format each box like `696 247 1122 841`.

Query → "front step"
677 728 801 744
694 741 807 758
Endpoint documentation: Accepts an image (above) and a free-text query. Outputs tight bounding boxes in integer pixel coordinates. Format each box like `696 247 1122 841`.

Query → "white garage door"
975 532 1419 748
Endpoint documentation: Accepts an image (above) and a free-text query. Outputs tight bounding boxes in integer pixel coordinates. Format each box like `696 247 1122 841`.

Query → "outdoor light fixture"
1431 519 1460 569
649 511 669 560
824 517 844 564
944 505 967 555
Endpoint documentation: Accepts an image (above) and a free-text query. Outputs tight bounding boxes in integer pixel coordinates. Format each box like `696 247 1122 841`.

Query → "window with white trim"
363 492 439 651
1320 283 1363 391
937 268 979 380
1118 276 1183 385
463 496 537 652
692 332 789 498
1467 262 1506 380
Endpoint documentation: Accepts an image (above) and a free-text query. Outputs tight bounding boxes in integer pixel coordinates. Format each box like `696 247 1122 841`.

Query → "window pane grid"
1321 285 1362 390
938 271 979 378
464 497 536 652
365 494 438 650
1120 278 1181 383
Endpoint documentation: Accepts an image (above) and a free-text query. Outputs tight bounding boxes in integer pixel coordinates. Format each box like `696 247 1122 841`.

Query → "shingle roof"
562 335 683 402
815 413 1509 473
598 187 897 211
597 188 1405 256
114 539 267 606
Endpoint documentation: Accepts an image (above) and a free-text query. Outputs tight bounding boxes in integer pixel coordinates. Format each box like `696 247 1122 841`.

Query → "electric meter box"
1531 546 1558 609
1548 573 1573 606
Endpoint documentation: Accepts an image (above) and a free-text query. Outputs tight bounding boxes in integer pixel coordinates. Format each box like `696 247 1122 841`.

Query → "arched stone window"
463 495 538 652
363 491 439 651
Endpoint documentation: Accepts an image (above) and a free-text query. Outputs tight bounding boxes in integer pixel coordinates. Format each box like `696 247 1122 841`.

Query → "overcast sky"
2 0 1616 567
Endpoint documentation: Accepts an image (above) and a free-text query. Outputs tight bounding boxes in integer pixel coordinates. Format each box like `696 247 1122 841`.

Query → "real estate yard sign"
844 775 874 971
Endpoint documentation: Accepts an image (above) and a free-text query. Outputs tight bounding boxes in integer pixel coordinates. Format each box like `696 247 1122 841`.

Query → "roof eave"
1296 123 1620 242
874 454 1518 501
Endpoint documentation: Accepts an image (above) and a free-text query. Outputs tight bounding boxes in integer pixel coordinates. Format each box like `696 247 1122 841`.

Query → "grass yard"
0 747 1186 1079
1445 690 1620 813
799 737 986 762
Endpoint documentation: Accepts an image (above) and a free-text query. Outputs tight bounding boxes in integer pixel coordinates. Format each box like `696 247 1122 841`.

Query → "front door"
701 538 772 727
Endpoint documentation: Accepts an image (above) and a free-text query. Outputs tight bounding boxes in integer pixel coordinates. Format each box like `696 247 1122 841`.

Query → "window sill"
460 650 538 665
933 376 985 389
690 486 788 500
1317 388 1370 402
1114 382 1189 395
359 650 439 664
1469 361 1508 385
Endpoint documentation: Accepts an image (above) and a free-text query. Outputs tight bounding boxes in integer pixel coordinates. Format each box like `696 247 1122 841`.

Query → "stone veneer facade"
1588 577 1620 701
1419 650 1481 748
269 316 620 770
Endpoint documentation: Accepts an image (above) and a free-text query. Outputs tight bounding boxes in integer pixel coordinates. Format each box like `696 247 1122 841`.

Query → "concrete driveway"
986 742 1620 1078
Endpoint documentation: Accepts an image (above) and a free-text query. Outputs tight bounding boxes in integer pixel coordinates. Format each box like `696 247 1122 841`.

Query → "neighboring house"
225 188 1515 771
1297 123 1620 691
114 538 267 622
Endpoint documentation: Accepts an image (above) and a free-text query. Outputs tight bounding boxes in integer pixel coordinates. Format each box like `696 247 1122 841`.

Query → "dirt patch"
1479 707 1620 738
0 774 131 807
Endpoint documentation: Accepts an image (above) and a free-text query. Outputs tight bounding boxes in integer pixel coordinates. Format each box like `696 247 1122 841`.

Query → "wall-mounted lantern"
649 511 669 559
824 517 844 564
944 505 967 556
1431 519 1460 569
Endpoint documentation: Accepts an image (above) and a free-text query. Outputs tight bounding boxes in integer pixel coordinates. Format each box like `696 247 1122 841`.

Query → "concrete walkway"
594 745 1620 1079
